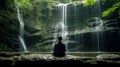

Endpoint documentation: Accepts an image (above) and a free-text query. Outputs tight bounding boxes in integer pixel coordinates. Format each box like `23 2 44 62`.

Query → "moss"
15 0 33 10
0 44 12 51
83 59 98 64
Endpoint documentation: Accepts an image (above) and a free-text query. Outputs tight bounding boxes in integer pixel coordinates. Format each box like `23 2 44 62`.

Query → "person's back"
53 37 66 57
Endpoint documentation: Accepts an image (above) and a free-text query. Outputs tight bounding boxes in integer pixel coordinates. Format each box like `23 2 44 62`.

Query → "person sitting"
53 37 66 57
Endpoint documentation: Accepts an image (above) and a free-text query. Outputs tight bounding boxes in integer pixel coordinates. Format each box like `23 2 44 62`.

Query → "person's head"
58 36 62 41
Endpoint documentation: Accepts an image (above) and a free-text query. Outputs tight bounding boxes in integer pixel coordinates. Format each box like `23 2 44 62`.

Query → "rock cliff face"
0 0 120 52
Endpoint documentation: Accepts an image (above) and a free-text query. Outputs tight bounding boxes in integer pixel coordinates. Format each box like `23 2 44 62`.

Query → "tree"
102 0 120 18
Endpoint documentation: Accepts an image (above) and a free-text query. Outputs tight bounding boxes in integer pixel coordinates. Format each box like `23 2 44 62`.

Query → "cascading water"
90 17 104 52
52 0 104 52
52 3 68 51
74 4 78 50
91 0 103 52
16 6 28 52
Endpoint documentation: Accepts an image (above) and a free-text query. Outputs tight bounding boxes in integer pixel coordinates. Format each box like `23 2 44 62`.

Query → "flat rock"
0 52 120 65
96 54 120 60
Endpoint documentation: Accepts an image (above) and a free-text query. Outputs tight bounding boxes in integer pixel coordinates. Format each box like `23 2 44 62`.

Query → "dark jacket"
53 43 66 57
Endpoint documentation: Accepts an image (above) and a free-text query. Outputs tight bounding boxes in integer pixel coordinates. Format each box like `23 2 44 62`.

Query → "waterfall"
68 0 103 52
52 3 68 51
17 6 28 52
60 4 68 49
91 17 104 52
93 0 103 52
51 0 104 52
18 36 27 52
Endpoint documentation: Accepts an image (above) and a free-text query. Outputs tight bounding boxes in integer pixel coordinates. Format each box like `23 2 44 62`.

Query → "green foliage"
102 7 116 17
102 2 120 17
0 0 15 9
15 0 33 10
83 0 96 6
84 60 98 64
66 0 73 3
101 0 106 3
119 9 120 18
22 0 53 51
